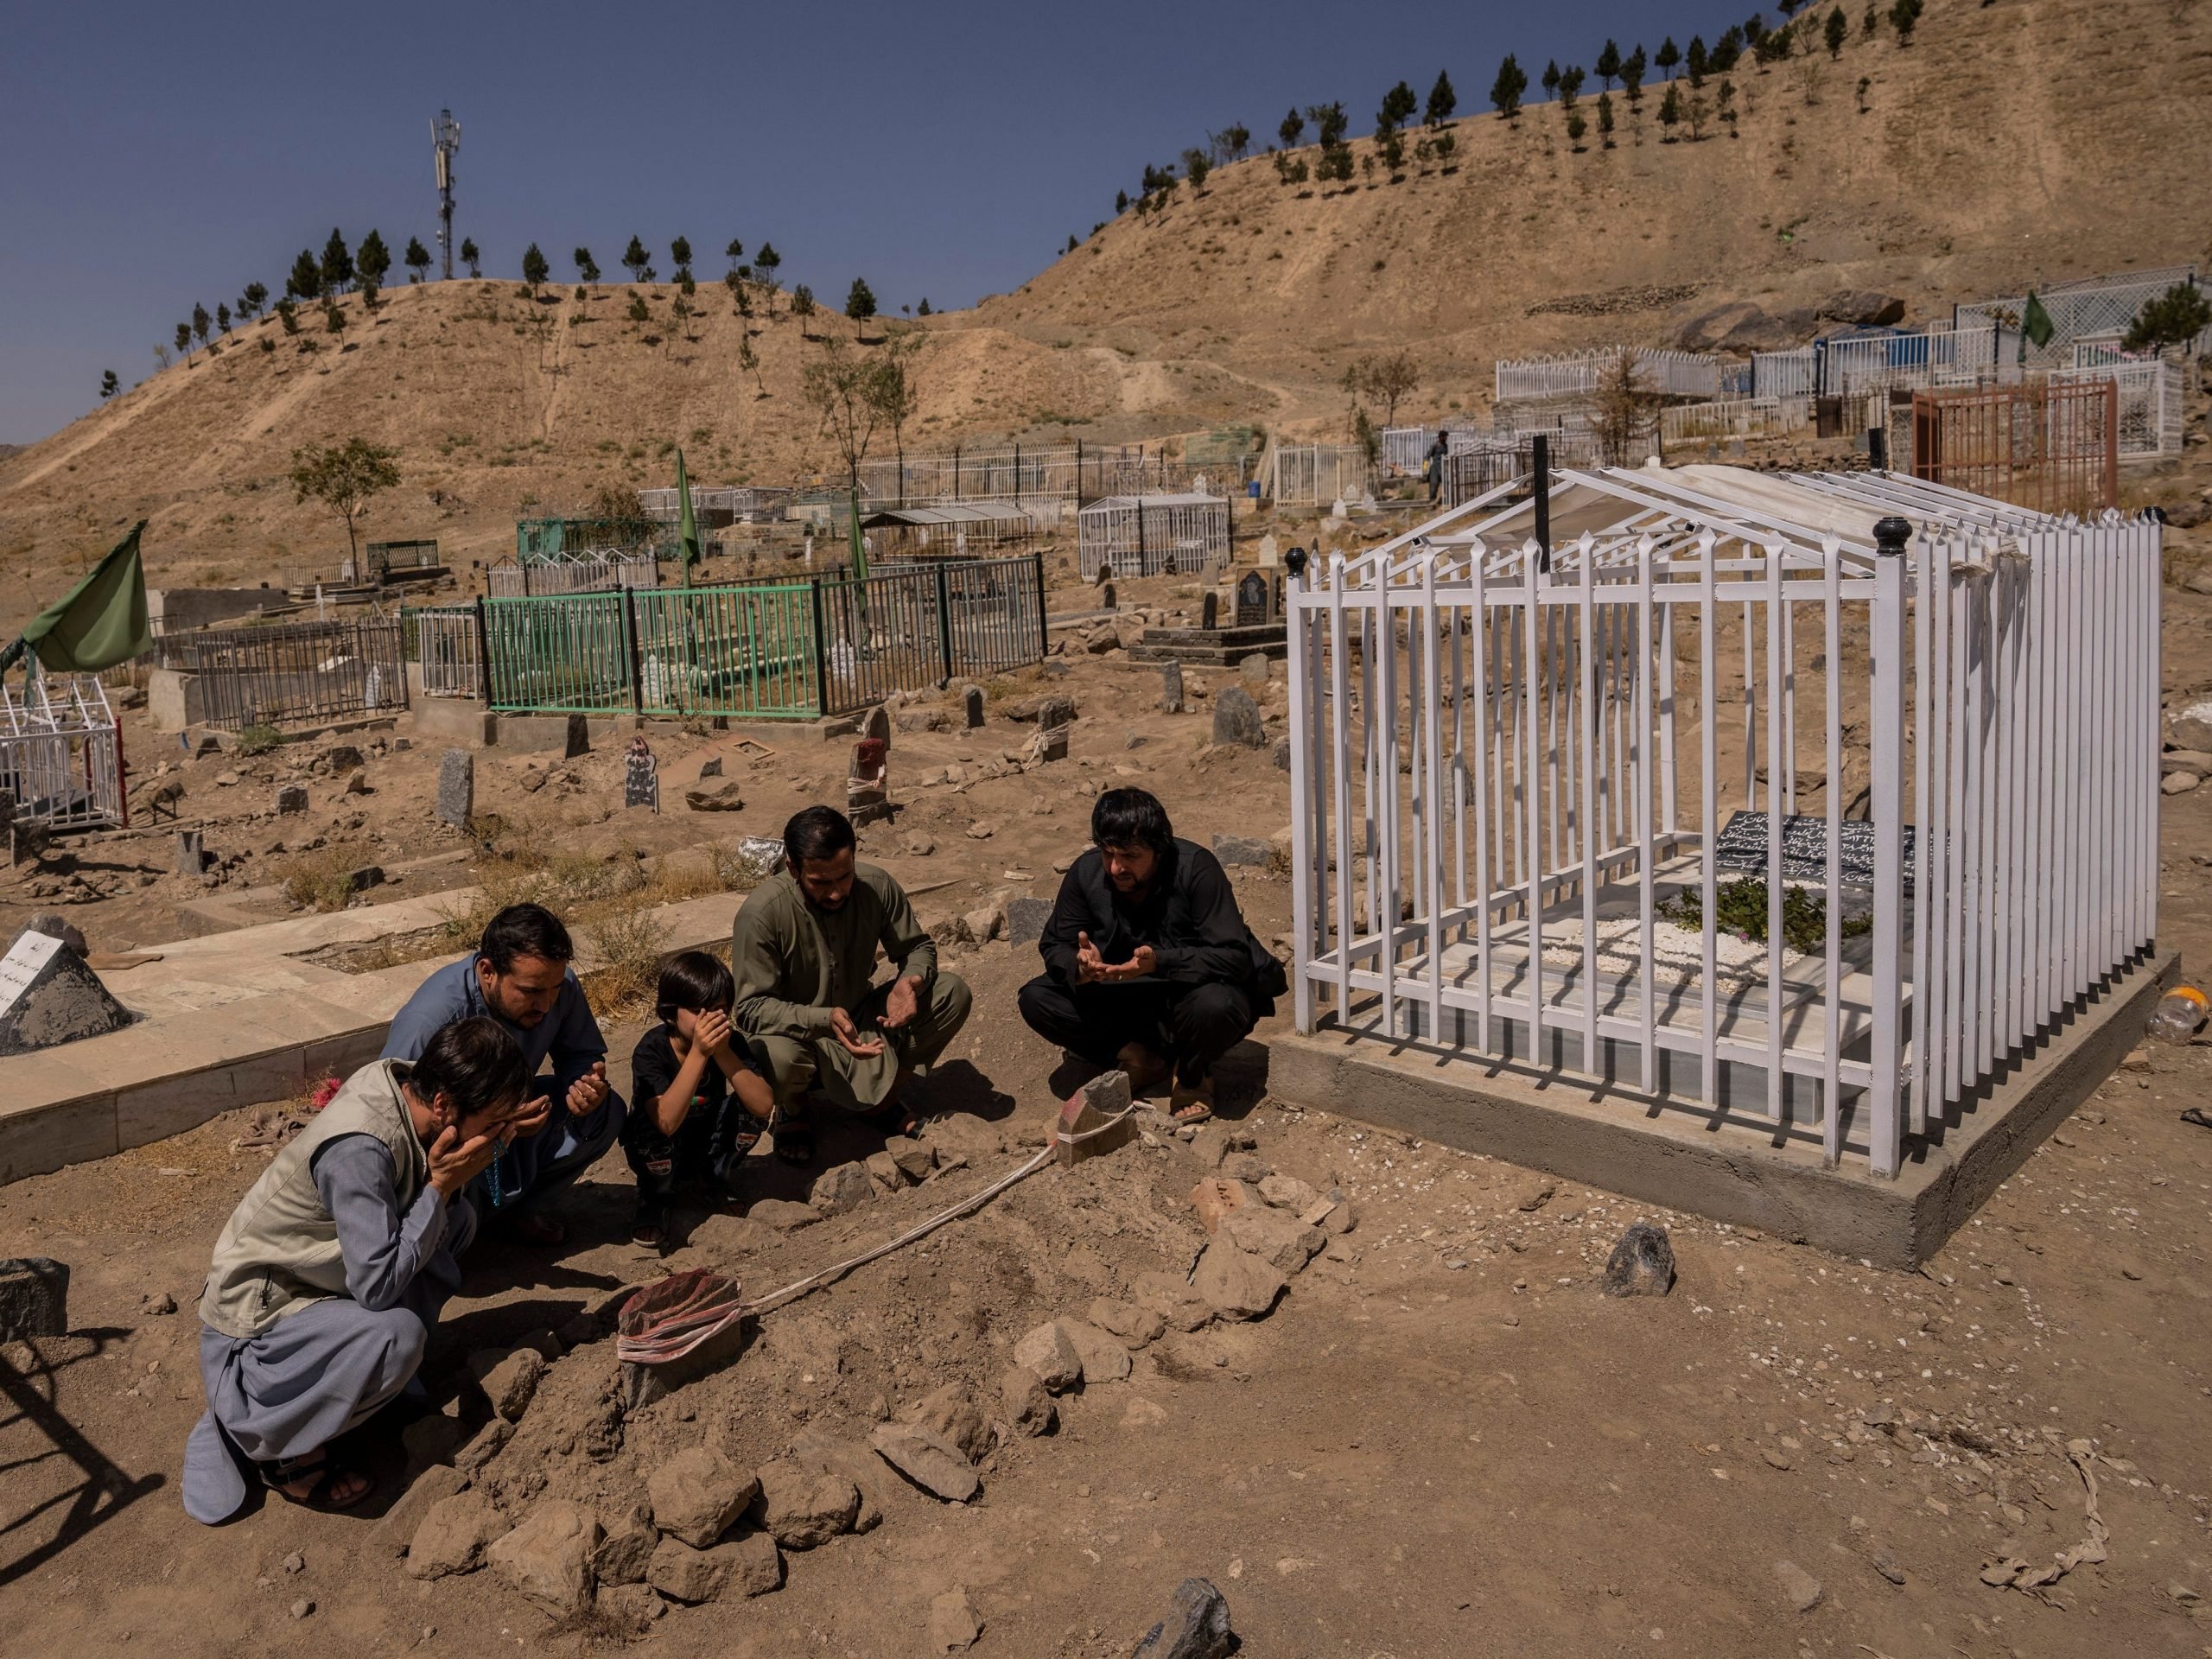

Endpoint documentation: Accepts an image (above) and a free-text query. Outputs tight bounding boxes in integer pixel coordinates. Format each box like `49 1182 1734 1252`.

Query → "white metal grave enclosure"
0 675 125 830
1285 465 2160 1179
1077 493 1230 579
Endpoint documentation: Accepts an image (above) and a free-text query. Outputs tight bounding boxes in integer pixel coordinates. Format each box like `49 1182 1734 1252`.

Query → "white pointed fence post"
1867 515 1912 1179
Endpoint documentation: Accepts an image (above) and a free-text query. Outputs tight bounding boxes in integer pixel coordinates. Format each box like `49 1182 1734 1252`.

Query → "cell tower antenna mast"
431 109 461 279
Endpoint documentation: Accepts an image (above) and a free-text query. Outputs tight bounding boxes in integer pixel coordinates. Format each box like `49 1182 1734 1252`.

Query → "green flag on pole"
2019 291 2055 363
2 519 154 676
846 488 868 583
674 448 701 588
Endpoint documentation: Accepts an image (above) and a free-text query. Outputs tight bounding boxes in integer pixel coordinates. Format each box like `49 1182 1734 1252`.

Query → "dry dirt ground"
3 566 2212 1658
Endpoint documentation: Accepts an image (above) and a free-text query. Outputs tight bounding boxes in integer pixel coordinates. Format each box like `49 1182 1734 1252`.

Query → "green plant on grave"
1659 874 1872 954
233 723 285 755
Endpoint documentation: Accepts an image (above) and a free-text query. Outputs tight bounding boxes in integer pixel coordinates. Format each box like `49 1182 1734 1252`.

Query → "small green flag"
847 488 868 583
10 519 153 675
2022 291 2055 351
673 448 701 588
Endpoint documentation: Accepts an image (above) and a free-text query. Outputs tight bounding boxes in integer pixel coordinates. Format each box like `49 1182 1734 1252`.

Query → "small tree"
1862 3 1878 37
1856 74 1872 111
1567 110 1589 149
1559 65 1586 109
521 243 550 296
671 236 693 277
868 328 927 485
1826 6 1849 54
192 303 212 348
1597 91 1617 145
737 333 765 396
754 243 783 297
1719 78 1741 133
99 370 119 399
574 247 601 283
1492 54 1529 119
1592 348 1657 465
1380 129 1406 173
1889 0 1920 43
1426 70 1457 125
1686 86 1711 138
323 297 345 334
1541 60 1560 100
405 236 432 281
1308 102 1349 145
154 343 171 371
1217 123 1250 161
2124 283 2212 353
1182 147 1212 189
845 276 878 321
1344 350 1421 426
243 282 268 318
460 237 481 277
917 297 931 316
799 336 888 501
1687 35 1710 81
627 293 650 323
216 302 232 335
288 249 322 302
290 438 399 569
356 228 391 306
623 236 650 283
791 283 817 316
320 227 353 293
1379 79 1417 130
1656 35 1681 78
1596 39 1622 87
1659 83 1684 137
1279 106 1306 147
724 237 745 275
1623 46 1648 106
276 297 299 335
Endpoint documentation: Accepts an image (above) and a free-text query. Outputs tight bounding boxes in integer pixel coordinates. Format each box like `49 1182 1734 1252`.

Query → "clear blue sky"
0 0 1757 444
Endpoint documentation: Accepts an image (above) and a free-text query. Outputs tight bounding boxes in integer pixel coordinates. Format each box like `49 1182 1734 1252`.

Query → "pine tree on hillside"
355 229 391 302
1659 83 1684 136
1826 8 1849 54
623 236 650 282
1596 39 1622 87
1426 70 1457 125
574 247 601 283
276 298 299 335
725 238 745 274
320 228 353 293
1687 35 1711 82
1656 36 1681 78
1279 106 1306 146
671 236 693 279
175 322 193 362
217 302 232 334
1597 91 1617 145
192 303 212 347
521 243 550 296
1378 79 1417 130
1889 0 1921 43
1560 65 1586 109
918 298 932 315
288 250 322 302
99 370 118 399
1623 45 1648 105
754 243 783 295
1492 54 1529 118
845 276 877 320
1541 60 1560 99
242 282 268 318
405 236 431 281
1307 102 1348 145
460 238 481 277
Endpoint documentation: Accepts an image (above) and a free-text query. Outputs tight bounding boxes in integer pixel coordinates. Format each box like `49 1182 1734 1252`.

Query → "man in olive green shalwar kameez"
731 806 971 1146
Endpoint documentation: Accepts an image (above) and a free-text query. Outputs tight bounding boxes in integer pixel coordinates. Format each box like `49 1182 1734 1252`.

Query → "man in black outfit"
1017 787 1282 1123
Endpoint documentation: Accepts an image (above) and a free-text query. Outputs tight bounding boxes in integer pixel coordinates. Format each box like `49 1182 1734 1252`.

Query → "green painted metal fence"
476 556 1045 720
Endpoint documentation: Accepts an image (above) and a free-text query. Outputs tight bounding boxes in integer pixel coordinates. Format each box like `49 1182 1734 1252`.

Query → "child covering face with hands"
623 950 775 1247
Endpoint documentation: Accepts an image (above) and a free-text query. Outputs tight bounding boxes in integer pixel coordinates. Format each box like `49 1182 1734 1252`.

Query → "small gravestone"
1257 533 1279 567
1200 592 1218 632
1102 582 1117 611
1005 897 1053 945
1602 1222 1675 1297
697 756 723 779
0 924 132 1057
175 829 207 876
1236 571 1269 627
1271 737 1292 771
624 737 660 813
275 784 309 815
1239 653 1269 688
848 738 891 826
435 750 474 829
861 705 893 748
1712 810 1916 895
962 685 985 728
1211 686 1267 750
1160 662 1185 715
0 1258 69 1342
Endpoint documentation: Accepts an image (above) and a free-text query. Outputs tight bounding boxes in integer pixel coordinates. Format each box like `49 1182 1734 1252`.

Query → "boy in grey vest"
182 1017 534 1520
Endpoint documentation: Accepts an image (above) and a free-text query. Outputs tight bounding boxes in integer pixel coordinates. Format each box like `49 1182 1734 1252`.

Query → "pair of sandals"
772 1101 921 1167
260 1450 371 1512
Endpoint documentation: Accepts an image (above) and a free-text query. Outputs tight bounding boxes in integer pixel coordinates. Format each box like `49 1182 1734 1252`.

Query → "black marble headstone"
1236 571 1268 627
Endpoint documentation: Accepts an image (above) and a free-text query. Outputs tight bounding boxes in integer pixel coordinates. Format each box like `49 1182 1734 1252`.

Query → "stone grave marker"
962 685 985 728
0 1258 68 1342
1257 533 1279 567
1160 662 1185 715
1102 582 1117 611
0 923 132 1057
435 749 474 829
1236 571 1269 627
1211 686 1267 749
175 829 207 876
624 737 660 813
849 738 892 826
1710 810 1917 896
1200 592 1218 632
1239 653 1269 687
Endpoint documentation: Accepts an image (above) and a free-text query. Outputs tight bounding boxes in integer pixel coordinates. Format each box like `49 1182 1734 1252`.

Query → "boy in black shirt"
625 950 775 1246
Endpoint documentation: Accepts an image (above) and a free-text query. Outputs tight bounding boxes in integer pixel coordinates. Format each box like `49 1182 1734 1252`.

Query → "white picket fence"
1496 347 1723 403
1269 445 1373 506
1281 469 2160 1179
2049 359 2184 456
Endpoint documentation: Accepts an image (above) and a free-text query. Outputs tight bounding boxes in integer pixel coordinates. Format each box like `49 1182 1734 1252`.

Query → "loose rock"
928 1587 984 1654
649 1446 760 1548
1211 686 1267 749
870 1421 982 1503
1221 1206 1325 1275
999 1366 1058 1437
747 1198 822 1232
1012 1321 1084 1392
1602 1222 1676 1298
906 1381 992 1462
1211 834 1270 867
467 1346 545 1421
1133 1576 1236 1658
406 1492 511 1580
749 1460 860 1549
810 1161 874 1216
1257 1174 1321 1211
486 1499 600 1618
1190 1178 1252 1234
593 1503 658 1586
1058 1318 1134 1384
647 1530 782 1604
1773 1559 1824 1612
1190 1236 1287 1320
1088 1297 1166 1349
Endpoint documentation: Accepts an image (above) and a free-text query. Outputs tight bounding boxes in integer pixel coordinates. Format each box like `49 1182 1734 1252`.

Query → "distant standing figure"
1018 787 1285 1124
729 805 972 1164
1426 429 1451 502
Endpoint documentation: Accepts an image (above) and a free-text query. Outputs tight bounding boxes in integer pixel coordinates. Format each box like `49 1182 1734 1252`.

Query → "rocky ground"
1 555 2211 1656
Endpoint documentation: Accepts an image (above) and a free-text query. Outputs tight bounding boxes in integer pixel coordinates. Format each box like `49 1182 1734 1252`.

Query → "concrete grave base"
1267 949 2176 1269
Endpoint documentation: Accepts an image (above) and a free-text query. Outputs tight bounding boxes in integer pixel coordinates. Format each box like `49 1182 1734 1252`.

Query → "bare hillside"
2 0 2206 614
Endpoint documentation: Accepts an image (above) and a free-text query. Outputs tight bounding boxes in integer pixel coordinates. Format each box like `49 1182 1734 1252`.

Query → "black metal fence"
154 617 408 729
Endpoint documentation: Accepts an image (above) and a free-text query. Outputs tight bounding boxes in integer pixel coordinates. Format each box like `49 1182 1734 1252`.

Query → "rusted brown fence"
1910 380 2118 515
